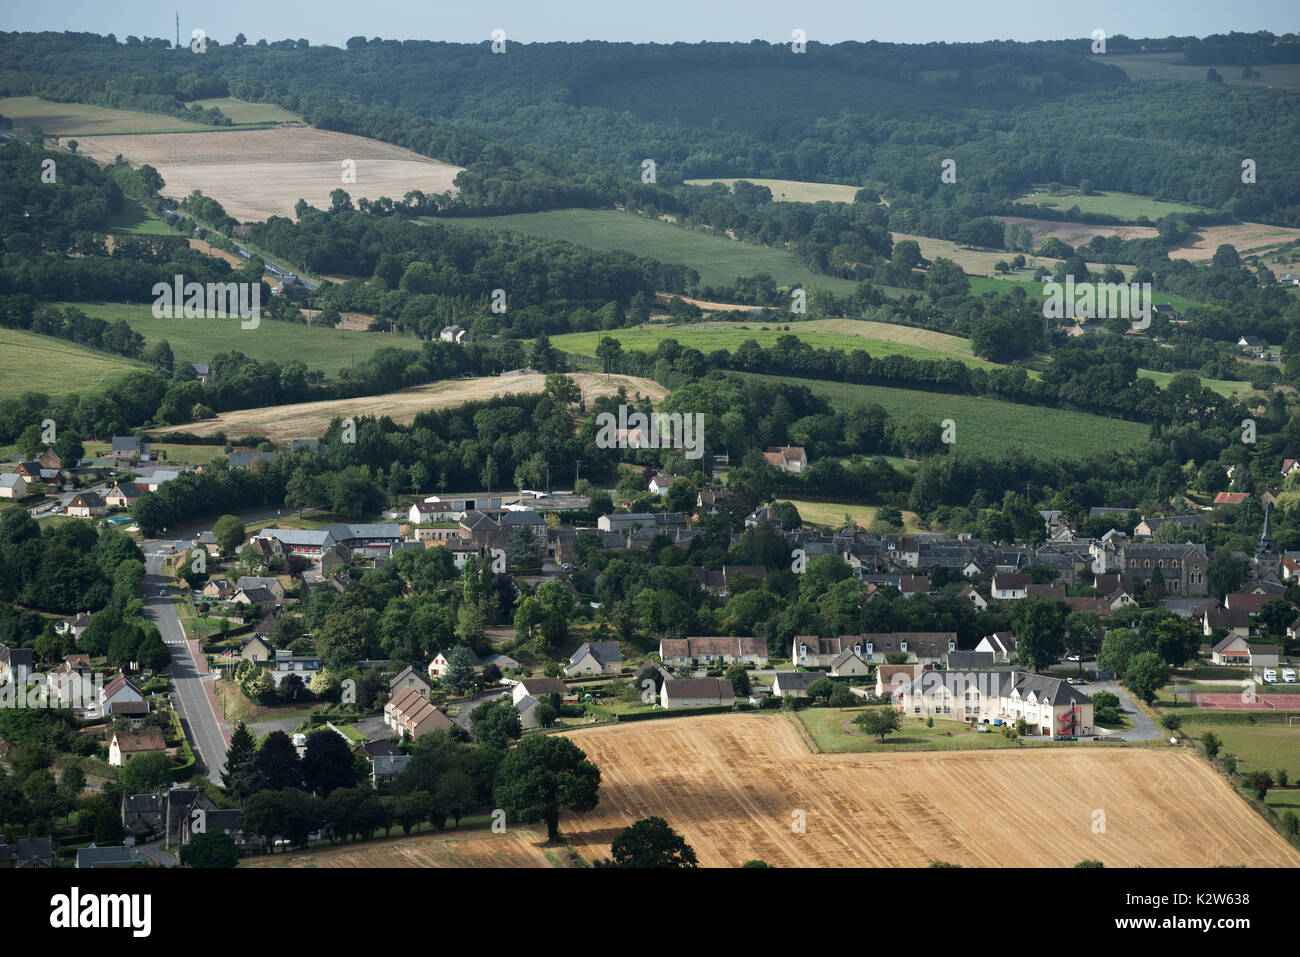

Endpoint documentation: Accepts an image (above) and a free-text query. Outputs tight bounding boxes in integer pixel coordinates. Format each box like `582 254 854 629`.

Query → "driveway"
1087 678 1160 741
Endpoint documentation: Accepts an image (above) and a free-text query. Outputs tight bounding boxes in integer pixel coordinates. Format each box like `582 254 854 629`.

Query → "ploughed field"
559 714 1300 868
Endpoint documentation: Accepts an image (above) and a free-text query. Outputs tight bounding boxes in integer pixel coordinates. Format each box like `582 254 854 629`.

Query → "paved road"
1088 678 1161 741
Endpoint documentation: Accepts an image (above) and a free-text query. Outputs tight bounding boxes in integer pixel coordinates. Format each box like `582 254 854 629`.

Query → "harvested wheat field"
560 714 1300 868
76 127 462 221
242 825 574 868
182 372 667 443
1003 217 1300 265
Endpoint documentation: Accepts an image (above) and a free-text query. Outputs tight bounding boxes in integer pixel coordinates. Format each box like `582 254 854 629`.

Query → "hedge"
615 704 735 723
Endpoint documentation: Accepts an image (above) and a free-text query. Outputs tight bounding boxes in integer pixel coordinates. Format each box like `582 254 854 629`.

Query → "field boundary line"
783 711 820 754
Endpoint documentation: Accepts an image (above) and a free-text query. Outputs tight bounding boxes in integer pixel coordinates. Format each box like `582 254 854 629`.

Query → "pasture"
1103 53 1300 89
75 127 463 222
1179 721 1300 782
558 713 1300 867
551 318 1000 370
1012 187 1207 221
682 177 862 204
0 328 144 400
176 372 668 443
0 96 207 136
184 97 300 125
56 301 419 373
779 499 921 532
435 208 861 295
735 371 1151 460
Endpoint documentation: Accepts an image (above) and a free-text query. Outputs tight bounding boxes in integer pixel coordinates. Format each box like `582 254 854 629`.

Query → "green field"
0 96 209 135
56 302 418 374
185 97 300 124
1103 53 1300 90
1137 368 1257 398
1181 721 1300 781
682 178 862 204
779 499 922 532
430 208 861 295
1013 186 1208 222
736 371 1151 459
104 198 182 236
965 275 1203 314
552 318 1002 370
0 327 145 399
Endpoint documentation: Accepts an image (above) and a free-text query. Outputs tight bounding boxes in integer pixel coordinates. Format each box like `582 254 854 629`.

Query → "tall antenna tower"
176 12 180 49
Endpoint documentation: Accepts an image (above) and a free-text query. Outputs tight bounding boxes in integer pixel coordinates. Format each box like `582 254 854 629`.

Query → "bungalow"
389 665 434 701
65 491 106 518
511 678 571 705
771 670 828 698
660 677 735 709
763 446 807 473
0 473 28 499
110 436 151 460
991 574 1030 601
565 641 623 676
108 729 167 767
384 686 453 740
659 636 768 668
1210 635 1279 668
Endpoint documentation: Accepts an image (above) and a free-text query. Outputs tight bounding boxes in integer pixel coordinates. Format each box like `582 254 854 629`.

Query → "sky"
3 0 1296 47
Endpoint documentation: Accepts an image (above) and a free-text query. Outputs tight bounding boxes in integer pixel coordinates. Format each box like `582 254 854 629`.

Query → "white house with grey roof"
565 641 622 676
893 670 1093 737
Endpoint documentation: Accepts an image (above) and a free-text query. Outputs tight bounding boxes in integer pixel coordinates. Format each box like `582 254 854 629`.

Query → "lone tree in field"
854 706 902 742
494 734 600 842
1246 771 1273 801
597 816 699 868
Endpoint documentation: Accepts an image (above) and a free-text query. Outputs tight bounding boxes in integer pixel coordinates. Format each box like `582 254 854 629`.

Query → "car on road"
1066 655 1081 662
158 589 167 596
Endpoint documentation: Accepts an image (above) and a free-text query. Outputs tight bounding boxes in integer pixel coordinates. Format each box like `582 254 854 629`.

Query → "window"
799 644 807 659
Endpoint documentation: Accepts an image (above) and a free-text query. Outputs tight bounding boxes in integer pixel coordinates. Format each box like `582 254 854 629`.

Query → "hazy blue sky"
5 0 1297 46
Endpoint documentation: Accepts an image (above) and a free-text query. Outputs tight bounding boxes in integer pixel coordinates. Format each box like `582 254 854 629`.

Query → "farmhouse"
660 677 735 709
110 436 151 460
659 636 769 667
763 446 807 473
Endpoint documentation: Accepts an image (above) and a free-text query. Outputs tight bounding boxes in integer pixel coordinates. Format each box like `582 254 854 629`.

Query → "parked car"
1283 668 1297 683
1263 668 1278 684
1066 655 1081 662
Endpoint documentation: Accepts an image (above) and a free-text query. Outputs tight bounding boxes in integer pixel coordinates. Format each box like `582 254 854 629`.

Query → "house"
897 575 931 597
763 446 807 473
598 512 658 533
0 643 35 684
270 649 320 687
945 650 996 670
389 665 434 701
64 491 107 518
974 632 1017 664
110 700 149 726
1210 635 1279 668
648 474 675 496
696 487 730 516
439 324 468 343
793 634 956 667
482 652 520 674
830 649 869 677
289 439 324 455
1224 592 1277 615
236 576 286 601
104 481 144 508
76 845 143 869
514 693 548 729
892 670 1093 737
991 574 1030 600
771 670 828 698
876 663 926 697
511 678 570 704
956 584 987 611
384 686 453 740
695 564 768 597
1213 491 1251 506
228 450 276 469
239 635 274 664
0 473 28 499
164 789 244 849
428 646 482 678
1236 335 1266 358
100 674 145 715
55 611 92 640
1203 605 1251 638
39 447 63 471
121 793 166 840
565 641 623 676
659 636 768 668
15 837 55 868
108 729 167 767
371 754 412 786
140 470 181 492
660 677 735 709
232 586 276 611
199 578 232 601
110 436 151 460
409 501 453 524
191 362 213 383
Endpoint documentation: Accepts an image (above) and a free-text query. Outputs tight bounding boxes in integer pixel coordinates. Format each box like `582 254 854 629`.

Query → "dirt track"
559 714 1300 868
181 372 668 442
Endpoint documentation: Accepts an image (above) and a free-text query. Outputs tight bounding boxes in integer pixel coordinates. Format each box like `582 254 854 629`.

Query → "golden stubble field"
76 127 462 221
559 714 1300 868
1003 217 1300 264
180 372 668 442
242 826 573 868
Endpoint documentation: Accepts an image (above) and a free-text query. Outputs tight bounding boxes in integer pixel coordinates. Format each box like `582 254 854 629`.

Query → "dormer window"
799 644 807 659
